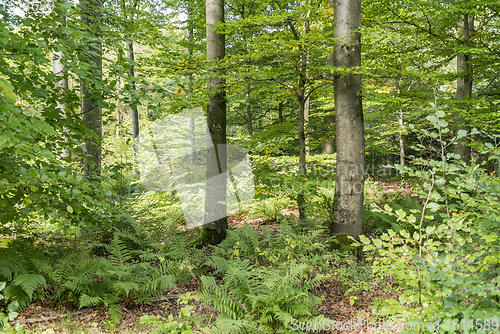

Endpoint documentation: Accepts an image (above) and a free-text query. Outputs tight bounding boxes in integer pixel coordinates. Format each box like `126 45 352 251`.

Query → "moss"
187 222 227 248
330 233 364 261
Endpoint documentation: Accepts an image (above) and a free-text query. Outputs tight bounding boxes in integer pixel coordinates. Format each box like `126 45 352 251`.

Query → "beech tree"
122 0 140 177
330 0 365 237
202 0 227 244
80 0 103 177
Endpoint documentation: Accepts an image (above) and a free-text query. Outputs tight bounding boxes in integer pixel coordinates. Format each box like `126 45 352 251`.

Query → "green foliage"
198 224 359 333
28 232 183 325
0 257 47 309
364 197 424 234
0 282 29 334
247 196 291 223
360 114 500 331
200 263 328 334
140 293 208 334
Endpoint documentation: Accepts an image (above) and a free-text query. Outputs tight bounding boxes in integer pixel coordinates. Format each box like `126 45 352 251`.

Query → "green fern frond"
12 274 46 297
108 236 132 267
113 281 139 297
79 294 102 308
3 285 30 308
139 263 176 301
108 303 122 325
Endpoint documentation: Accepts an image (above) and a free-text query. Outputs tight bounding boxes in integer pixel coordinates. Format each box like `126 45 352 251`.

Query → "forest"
0 0 500 332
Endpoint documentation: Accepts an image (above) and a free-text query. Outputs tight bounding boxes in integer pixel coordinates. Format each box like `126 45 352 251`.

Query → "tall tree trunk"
330 0 365 237
322 115 335 154
297 80 307 221
186 6 196 162
398 109 405 168
304 95 310 156
323 0 335 155
246 85 252 134
455 14 474 163
81 0 102 177
126 40 140 177
53 13 69 161
116 82 121 136
123 0 139 177
202 0 227 244
278 101 283 125
302 0 311 158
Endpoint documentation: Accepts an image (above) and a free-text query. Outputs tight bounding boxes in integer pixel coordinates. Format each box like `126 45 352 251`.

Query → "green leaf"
67 205 74 214
359 235 370 245
457 129 467 139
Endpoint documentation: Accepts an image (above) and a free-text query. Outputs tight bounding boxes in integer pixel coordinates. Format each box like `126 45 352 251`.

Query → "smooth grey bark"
246 85 252 134
81 0 102 177
330 0 365 237
202 0 227 244
186 6 196 163
322 115 335 154
122 0 139 177
455 14 474 164
323 0 335 155
53 13 70 161
126 40 140 177
304 95 310 157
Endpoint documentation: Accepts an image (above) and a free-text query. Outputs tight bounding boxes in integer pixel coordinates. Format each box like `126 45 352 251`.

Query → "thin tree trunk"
53 14 69 161
126 40 140 177
330 0 364 237
116 82 121 137
302 0 311 158
455 13 474 164
398 109 405 168
81 0 102 177
278 101 283 125
304 95 310 156
246 85 252 134
323 0 335 155
202 0 227 244
123 0 139 177
297 82 307 221
186 6 195 162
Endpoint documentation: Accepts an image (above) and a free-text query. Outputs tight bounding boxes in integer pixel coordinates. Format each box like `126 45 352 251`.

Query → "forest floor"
13 181 407 334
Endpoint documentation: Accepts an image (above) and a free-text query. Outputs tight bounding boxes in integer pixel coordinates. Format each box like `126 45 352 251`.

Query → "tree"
202 0 227 244
122 0 140 177
330 0 365 237
53 3 70 161
454 9 474 163
80 0 103 177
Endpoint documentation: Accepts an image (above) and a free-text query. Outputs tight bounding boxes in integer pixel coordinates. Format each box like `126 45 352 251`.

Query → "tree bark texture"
455 14 474 164
330 0 365 237
81 0 102 177
53 13 70 161
203 0 227 244
126 40 140 177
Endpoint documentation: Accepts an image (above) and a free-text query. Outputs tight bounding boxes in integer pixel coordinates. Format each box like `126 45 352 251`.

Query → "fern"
79 294 102 308
139 261 176 302
11 274 46 298
0 258 47 308
203 231 331 334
